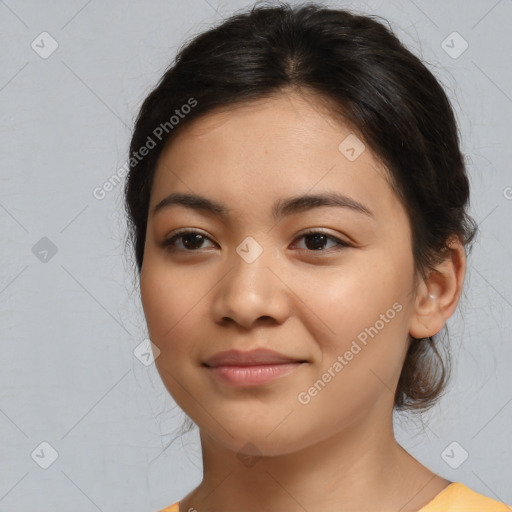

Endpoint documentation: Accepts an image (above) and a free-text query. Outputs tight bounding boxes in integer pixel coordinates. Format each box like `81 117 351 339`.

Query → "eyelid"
297 227 348 241
166 227 210 238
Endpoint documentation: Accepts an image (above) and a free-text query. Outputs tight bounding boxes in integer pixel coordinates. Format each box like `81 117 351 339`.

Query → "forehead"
150 91 400 223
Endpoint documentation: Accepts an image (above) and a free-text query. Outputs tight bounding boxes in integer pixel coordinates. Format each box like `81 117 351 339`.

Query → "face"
140 91 420 456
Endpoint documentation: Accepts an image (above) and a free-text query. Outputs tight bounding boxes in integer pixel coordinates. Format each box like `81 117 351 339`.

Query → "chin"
203 420 317 458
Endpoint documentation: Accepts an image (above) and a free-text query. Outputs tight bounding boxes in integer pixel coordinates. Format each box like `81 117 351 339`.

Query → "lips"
203 348 306 368
203 348 308 387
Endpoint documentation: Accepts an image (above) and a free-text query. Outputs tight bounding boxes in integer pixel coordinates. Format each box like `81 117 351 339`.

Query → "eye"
161 229 351 253
292 229 351 252
162 230 217 251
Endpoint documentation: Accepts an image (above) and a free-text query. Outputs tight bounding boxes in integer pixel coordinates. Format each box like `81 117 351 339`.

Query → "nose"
211 247 291 329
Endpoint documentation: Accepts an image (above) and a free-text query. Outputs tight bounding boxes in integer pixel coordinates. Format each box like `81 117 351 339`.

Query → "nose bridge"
229 234 275 301
232 235 272 288
213 235 289 327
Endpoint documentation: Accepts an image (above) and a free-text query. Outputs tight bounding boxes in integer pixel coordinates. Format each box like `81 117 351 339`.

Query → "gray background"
1 0 511 510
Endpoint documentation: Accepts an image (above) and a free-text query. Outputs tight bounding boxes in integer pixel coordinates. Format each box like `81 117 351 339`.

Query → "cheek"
290 269 409 431
140 257 204 354
291 250 412 389
140 261 211 408
292 252 410 338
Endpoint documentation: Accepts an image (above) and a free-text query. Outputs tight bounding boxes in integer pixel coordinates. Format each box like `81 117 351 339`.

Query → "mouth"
202 348 308 387
204 362 307 387
203 348 307 368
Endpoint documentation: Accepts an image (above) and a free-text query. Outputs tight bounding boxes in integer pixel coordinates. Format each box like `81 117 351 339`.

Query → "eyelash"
161 229 351 253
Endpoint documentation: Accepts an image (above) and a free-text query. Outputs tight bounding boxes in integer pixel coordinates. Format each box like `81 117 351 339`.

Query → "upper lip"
204 348 306 367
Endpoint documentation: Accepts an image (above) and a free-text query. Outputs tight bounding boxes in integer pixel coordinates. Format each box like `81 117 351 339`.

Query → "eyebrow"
152 191 374 219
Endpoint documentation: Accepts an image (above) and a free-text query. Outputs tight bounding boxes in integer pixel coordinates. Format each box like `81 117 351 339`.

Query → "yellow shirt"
157 482 512 512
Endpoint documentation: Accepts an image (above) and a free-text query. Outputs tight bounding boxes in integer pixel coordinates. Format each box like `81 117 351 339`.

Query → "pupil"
184 234 203 249
306 234 326 250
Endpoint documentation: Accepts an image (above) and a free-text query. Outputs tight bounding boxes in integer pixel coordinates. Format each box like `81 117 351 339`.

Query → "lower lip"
207 363 304 386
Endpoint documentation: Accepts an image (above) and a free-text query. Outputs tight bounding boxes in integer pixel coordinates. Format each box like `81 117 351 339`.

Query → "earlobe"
409 238 466 339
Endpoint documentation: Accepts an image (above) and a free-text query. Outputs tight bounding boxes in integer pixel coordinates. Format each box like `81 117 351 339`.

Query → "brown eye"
162 231 216 251
293 230 351 252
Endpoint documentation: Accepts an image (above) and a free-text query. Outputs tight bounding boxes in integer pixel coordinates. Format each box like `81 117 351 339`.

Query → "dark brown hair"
124 1 477 413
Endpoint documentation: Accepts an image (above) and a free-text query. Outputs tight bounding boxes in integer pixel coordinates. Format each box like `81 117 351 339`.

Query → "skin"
140 89 466 512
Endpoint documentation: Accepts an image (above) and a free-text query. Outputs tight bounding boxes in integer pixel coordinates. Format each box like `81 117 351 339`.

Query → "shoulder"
419 482 512 512
156 502 180 512
157 486 512 512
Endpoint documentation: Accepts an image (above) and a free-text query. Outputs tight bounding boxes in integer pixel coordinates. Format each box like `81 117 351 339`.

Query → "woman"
124 2 511 511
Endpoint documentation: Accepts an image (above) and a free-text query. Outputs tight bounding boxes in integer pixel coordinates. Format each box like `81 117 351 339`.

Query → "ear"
409 237 466 339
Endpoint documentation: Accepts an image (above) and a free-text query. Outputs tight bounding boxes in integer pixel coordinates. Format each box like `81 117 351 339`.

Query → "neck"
179 401 448 512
